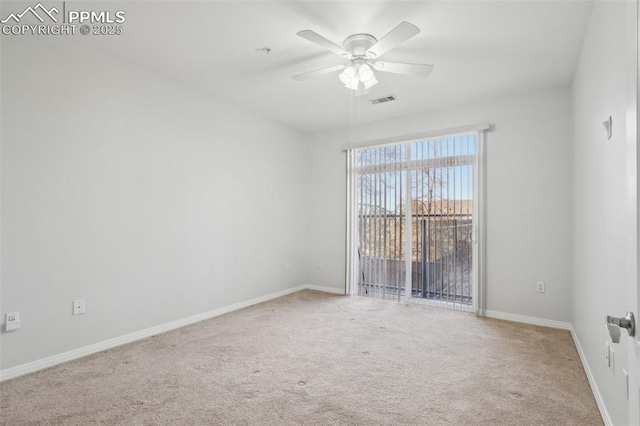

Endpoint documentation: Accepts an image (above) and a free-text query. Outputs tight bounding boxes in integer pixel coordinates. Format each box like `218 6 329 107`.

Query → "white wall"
0 37 310 370
308 86 574 323
571 2 637 424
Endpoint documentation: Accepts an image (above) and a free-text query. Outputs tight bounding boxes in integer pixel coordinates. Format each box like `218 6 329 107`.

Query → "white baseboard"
304 284 346 295
484 309 572 330
0 284 342 382
569 326 611 425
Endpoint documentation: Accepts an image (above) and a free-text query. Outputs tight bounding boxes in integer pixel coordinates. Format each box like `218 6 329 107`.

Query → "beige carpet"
0 290 601 425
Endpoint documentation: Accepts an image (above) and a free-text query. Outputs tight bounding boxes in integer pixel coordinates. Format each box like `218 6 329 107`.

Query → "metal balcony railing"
357 214 472 304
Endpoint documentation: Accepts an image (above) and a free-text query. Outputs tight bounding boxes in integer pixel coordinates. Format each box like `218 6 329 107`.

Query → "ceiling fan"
292 22 434 95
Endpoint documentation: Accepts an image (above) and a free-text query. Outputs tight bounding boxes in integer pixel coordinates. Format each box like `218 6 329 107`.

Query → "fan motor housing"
343 34 377 57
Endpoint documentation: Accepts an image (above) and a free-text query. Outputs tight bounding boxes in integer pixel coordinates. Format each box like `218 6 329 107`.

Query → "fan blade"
373 61 434 77
292 64 346 81
366 22 420 58
297 30 350 57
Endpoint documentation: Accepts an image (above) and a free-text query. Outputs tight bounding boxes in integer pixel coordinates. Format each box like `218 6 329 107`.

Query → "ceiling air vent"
370 95 398 105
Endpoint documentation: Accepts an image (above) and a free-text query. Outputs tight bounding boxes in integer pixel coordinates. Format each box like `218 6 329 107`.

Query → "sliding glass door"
348 133 482 313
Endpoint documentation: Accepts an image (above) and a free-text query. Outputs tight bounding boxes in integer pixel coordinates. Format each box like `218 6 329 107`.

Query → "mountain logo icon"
1 3 59 24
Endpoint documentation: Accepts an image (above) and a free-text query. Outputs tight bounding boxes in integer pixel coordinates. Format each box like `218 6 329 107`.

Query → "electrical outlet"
285 263 291 272
5 312 20 332
605 342 610 367
317 261 324 269
536 281 545 293
73 299 85 316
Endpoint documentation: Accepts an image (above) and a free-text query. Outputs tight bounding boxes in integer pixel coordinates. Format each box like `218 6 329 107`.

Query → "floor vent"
370 95 398 105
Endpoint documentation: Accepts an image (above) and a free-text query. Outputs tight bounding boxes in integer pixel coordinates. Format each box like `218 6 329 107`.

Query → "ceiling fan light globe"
360 64 377 89
339 65 357 87
358 63 374 81
347 78 360 90
363 76 378 90
338 72 352 86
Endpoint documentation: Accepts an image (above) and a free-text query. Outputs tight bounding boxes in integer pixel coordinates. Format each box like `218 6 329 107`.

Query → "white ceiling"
83 1 593 133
